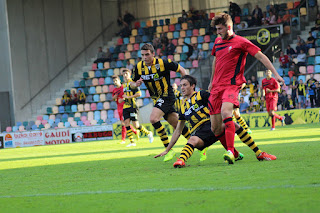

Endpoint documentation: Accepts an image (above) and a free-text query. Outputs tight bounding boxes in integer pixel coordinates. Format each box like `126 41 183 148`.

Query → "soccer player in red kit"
112 75 137 144
208 13 282 164
262 70 285 130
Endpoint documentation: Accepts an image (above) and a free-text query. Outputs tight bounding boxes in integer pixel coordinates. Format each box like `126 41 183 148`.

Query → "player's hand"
154 151 168 158
118 98 124 103
208 83 212 91
136 78 143 87
123 94 128 99
266 88 271 93
275 75 285 86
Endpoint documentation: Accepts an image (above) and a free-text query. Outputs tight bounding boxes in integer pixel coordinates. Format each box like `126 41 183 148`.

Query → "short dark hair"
141 43 155 53
181 75 197 87
112 75 120 80
122 68 131 74
211 13 233 27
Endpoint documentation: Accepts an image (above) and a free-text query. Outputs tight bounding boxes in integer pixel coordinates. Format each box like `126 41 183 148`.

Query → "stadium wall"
4 0 118 126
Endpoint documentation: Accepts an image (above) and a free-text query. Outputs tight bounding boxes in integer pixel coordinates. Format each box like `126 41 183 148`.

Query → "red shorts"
266 98 278 112
117 106 124 121
208 85 241 115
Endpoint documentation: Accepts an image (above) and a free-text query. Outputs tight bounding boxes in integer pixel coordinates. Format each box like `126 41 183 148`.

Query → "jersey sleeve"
211 42 216 56
164 59 181 72
178 111 186 121
241 37 261 56
200 90 210 105
273 78 280 90
132 64 141 82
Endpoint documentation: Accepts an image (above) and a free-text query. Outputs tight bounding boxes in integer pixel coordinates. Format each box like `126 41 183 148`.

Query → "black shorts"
123 107 138 121
191 121 218 150
153 96 176 120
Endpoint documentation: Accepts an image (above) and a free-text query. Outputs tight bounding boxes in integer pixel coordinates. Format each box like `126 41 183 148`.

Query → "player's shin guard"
138 125 149 135
121 125 126 141
179 143 194 162
236 127 262 157
152 121 169 147
223 117 235 154
126 126 134 143
235 116 249 131
182 126 191 140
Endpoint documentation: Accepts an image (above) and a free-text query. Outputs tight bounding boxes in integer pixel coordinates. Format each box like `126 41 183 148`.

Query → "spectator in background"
77 89 86 104
152 35 161 49
260 96 266 111
189 44 199 60
94 47 107 63
70 90 78 105
246 15 255 27
248 102 256 113
316 81 320 107
229 1 242 20
261 12 269 25
166 39 176 56
296 42 307 54
278 90 288 111
296 49 306 67
237 22 248 30
117 16 124 27
285 94 295 110
246 79 255 97
182 10 188 21
250 92 261 112
184 41 194 60
306 31 316 48
286 45 296 58
297 35 306 45
297 79 306 109
251 75 259 92
61 90 71 106
306 74 318 108
239 97 249 113
279 51 290 68
288 62 298 79
240 89 250 104
252 5 263 26
126 60 134 70
268 5 278 15
290 76 298 107
198 49 205 60
123 11 135 26
267 11 277 25
282 10 295 26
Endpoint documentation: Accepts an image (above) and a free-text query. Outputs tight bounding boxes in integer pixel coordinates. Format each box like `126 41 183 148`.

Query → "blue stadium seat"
105 77 112 85
140 21 146 28
86 95 93 103
123 37 129 44
298 75 306 82
110 61 117 68
89 87 96 94
106 93 113 101
116 61 123 68
138 50 141 57
315 56 320 64
71 105 77 113
32 124 38 130
95 70 101 78
315 65 320 73
97 102 103 110
12 126 19 132
284 77 290 85
77 121 84 126
140 83 147 90
107 110 114 119
182 45 189 53
85 79 92 86
56 114 62 120
180 53 188 61
131 51 138 59
209 42 214 50
93 94 100 102
175 24 181 31
184 37 191 44
55 118 61 124
74 80 80 87
62 114 68 119
16 121 22 126
179 61 185 68
58 106 64 113
64 122 70 128
43 115 49 121
138 28 144 36
159 19 164 26
98 63 104 70
94 111 101 121
48 119 54 126
277 68 284 76
197 36 204 43
185 61 192 68
173 31 179 39
307 57 315 65
186 30 192 37
110 101 117 109
109 46 114 53
107 69 114 76
142 35 149 42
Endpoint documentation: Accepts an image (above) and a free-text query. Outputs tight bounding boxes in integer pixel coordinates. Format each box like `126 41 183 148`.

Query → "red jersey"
262 77 279 100
112 85 124 107
279 55 289 65
211 34 260 87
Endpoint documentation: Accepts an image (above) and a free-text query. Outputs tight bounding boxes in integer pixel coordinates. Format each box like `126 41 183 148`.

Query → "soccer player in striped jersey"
112 75 138 144
122 69 153 147
155 75 277 167
172 83 182 112
131 43 191 161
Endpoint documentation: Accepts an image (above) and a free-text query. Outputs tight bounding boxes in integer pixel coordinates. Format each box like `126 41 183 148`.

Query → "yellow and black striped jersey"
174 89 182 112
123 79 141 109
179 90 211 133
132 58 180 100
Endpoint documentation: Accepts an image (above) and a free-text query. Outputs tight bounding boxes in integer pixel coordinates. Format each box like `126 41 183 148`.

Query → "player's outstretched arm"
154 120 186 158
178 66 188 76
130 78 143 89
254 51 284 84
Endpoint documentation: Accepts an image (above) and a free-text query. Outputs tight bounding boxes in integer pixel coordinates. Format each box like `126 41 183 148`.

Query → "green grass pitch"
0 123 319 212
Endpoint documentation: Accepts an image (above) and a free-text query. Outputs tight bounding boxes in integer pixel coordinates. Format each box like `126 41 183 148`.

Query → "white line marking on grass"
1 184 319 199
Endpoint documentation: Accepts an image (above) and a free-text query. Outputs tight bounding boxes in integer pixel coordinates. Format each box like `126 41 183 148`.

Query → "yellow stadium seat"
202 43 209 50
176 46 182 53
113 68 120 75
287 2 294 10
191 37 197 44
127 44 133 52
167 32 173 39
131 29 137 36
182 23 188 30
171 17 177 24
156 26 163 33
56 98 61 105
163 25 169 32
146 20 152 27
199 28 206 36
129 59 135 65
129 36 135 44
300 7 307 16
104 62 110 69
89 71 95 78
178 38 184 46
174 54 180 62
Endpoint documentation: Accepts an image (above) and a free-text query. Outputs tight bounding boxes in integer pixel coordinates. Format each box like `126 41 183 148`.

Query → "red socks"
215 132 239 158
223 117 235 155
130 125 137 134
272 114 282 128
121 125 126 141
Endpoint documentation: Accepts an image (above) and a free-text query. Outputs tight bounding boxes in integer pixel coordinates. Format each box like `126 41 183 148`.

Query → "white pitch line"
0 184 319 199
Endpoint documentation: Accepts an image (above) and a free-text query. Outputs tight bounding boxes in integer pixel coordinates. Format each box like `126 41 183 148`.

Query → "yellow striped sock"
179 143 194 162
236 127 261 156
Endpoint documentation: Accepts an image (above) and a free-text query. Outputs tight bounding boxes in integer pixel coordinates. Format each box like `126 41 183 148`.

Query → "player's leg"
221 102 236 163
123 109 135 147
132 120 153 143
150 107 169 146
233 108 251 134
118 108 126 144
165 112 191 140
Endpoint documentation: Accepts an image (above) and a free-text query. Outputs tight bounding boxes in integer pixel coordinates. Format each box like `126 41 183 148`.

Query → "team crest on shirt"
228 46 232 53
155 64 160 70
